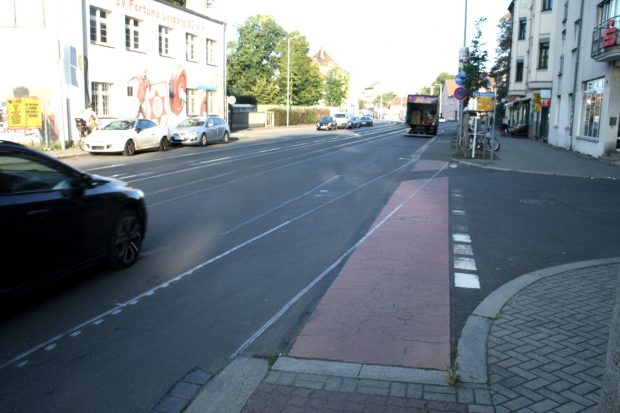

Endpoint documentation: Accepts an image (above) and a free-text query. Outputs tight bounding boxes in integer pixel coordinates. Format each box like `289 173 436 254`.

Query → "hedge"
271 108 330 127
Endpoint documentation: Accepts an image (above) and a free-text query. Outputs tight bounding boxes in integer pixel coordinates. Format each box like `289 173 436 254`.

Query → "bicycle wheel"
486 137 500 152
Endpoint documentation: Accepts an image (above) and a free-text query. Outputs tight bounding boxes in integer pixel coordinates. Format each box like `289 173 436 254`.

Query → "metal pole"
458 0 468 152
472 116 477 158
286 37 290 127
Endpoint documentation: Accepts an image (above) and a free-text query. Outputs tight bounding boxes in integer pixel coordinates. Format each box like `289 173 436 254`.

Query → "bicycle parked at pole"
457 128 500 153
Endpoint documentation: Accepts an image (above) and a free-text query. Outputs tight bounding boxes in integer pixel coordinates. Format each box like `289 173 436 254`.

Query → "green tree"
462 18 489 106
275 33 323 105
323 68 350 107
374 92 396 108
227 15 286 102
419 86 432 95
491 12 512 120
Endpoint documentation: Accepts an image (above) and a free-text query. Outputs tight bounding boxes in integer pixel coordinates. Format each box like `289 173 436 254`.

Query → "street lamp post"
286 36 291 127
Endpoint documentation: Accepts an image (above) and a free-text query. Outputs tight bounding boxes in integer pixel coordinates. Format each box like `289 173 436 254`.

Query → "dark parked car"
0 141 147 297
316 116 337 131
359 116 374 127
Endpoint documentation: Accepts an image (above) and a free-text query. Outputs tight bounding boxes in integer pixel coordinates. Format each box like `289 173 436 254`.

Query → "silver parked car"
170 116 230 146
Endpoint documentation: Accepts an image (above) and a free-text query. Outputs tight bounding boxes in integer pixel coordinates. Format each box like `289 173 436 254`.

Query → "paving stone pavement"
487 264 617 413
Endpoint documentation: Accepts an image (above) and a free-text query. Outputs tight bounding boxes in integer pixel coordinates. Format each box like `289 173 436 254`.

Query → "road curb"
184 357 269 413
456 258 620 385
272 356 448 386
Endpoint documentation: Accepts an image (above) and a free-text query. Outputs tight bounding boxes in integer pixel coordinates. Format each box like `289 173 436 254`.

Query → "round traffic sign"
455 72 467 86
454 87 467 101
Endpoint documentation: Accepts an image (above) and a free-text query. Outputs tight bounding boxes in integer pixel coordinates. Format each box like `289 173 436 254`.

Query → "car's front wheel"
159 137 169 151
222 132 229 144
123 140 136 156
108 209 143 269
200 133 208 146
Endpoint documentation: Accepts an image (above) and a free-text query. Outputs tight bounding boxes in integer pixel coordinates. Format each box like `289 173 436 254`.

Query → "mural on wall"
127 64 188 126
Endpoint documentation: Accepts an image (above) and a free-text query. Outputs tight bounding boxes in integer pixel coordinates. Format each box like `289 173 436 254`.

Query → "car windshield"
104 120 135 130
334 114 345 118
320 117 332 122
178 118 205 127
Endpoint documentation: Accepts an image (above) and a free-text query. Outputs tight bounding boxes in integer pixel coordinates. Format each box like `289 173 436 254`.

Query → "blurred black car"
0 141 147 297
316 116 337 131
359 116 374 127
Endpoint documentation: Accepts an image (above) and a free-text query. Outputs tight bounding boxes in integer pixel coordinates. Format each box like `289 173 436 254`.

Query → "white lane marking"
453 243 473 256
147 129 406 206
231 146 446 359
259 147 281 153
0 126 422 371
455 273 481 289
453 233 471 243
223 175 340 235
454 257 477 271
452 209 466 216
45 344 57 351
86 164 127 171
70 331 81 337
200 157 231 164
0 220 291 371
130 125 405 184
16 360 29 368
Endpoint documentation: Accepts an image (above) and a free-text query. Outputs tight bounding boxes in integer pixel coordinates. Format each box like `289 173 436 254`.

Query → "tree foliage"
374 92 396 108
419 72 455 95
463 18 489 107
227 17 324 105
323 68 350 107
275 33 323 105
227 15 287 103
491 13 512 103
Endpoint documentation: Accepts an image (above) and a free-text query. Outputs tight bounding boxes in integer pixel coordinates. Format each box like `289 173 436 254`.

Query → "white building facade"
506 0 558 141
0 0 226 148
548 0 620 157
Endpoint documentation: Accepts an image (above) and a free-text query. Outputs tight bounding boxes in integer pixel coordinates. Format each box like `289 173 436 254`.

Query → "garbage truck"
405 95 439 136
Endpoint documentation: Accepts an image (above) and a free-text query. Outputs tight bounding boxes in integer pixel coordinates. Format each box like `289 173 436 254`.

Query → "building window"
91 82 111 116
125 16 140 50
538 40 550 69
206 39 216 65
581 78 604 138
186 33 197 61
516 61 524 82
90 6 108 45
597 0 620 24
159 26 171 56
186 88 198 115
542 0 553 11
518 18 527 40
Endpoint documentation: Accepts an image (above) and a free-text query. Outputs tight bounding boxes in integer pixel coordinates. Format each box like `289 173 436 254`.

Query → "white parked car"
84 119 170 156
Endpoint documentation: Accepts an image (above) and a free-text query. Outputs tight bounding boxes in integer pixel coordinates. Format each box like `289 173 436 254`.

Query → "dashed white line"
454 257 477 271
453 233 471 243
453 243 473 256
455 273 481 289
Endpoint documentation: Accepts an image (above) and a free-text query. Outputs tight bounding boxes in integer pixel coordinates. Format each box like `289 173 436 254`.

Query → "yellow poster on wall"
533 93 541 113
6 97 42 129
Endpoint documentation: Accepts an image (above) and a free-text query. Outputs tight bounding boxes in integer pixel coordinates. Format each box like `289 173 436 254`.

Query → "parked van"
333 112 352 129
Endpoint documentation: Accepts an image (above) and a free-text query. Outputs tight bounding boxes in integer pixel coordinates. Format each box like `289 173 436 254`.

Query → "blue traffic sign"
455 72 467 86
454 87 467 101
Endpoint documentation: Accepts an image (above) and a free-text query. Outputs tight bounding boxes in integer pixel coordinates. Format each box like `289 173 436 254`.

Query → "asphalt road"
2 121 619 412
0 121 429 412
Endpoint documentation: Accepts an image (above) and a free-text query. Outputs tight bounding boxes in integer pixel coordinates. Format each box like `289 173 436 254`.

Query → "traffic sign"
454 87 467 101
473 91 495 97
